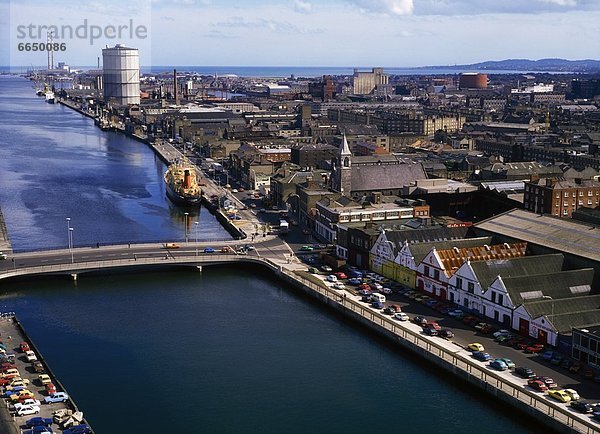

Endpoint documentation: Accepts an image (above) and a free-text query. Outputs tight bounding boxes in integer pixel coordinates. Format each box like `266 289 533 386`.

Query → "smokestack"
183 170 191 188
97 56 100 69
174 69 179 106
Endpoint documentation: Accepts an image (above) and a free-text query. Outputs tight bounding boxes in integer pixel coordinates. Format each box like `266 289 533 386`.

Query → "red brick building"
524 178 600 217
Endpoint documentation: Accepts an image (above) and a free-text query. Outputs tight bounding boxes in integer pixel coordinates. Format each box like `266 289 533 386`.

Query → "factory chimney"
174 69 179 106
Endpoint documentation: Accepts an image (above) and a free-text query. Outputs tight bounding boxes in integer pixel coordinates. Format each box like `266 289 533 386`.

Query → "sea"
0 76 537 433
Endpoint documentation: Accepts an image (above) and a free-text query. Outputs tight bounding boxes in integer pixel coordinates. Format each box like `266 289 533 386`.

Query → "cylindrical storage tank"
459 73 488 89
102 44 140 105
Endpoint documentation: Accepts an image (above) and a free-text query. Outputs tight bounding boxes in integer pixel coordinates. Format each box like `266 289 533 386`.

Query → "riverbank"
0 207 11 254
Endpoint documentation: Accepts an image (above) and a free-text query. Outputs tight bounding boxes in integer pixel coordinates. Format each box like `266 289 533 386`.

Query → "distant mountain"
422 58 600 73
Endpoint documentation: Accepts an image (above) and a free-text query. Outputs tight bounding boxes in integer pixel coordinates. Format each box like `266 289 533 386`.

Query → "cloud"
293 0 312 13
346 0 414 16
214 16 323 34
204 29 237 39
414 0 599 15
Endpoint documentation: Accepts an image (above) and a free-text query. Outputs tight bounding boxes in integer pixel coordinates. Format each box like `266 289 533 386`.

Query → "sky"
2 0 600 68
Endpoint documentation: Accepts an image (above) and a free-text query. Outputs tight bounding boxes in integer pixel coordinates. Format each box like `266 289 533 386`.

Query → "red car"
427 322 442 331
534 376 558 389
462 316 478 325
516 341 534 351
524 344 545 354
45 383 57 395
0 363 16 371
334 272 347 280
19 342 30 353
528 379 548 392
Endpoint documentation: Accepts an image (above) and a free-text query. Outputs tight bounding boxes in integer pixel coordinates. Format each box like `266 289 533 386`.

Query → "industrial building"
102 44 140 105
352 68 388 95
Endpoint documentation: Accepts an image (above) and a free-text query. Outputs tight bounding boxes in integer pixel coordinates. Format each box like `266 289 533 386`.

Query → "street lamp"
66 218 71 249
194 221 199 256
69 227 74 263
184 212 189 243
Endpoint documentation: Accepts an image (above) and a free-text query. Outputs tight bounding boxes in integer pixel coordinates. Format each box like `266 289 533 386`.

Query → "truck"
279 220 289 234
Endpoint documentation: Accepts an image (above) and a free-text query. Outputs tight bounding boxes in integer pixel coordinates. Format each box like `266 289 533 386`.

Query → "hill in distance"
421 58 600 72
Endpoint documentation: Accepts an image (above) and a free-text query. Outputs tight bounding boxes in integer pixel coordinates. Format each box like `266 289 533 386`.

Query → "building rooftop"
436 242 527 277
407 236 493 264
475 209 600 262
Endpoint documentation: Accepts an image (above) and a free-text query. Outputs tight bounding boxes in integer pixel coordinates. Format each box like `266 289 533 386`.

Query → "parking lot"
305 266 600 425
0 314 90 434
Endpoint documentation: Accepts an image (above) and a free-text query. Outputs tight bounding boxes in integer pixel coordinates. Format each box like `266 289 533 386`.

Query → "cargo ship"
164 158 202 206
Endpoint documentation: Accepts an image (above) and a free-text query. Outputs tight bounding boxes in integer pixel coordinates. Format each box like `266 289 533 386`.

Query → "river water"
0 77 535 433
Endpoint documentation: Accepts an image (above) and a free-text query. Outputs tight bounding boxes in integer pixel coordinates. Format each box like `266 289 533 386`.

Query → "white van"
370 293 386 303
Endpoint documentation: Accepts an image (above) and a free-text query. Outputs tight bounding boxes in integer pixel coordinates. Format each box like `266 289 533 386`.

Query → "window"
467 282 474 294
588 199 593 205
589 191 593 196
456 277 463 289
563 209 568 215
434 269 439 280
564 192 569 198
424 265 430 277
579 191 584 196
498 294 503 306
491 291 496 303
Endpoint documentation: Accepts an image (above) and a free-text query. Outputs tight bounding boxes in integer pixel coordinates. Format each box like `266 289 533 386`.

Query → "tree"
434 129 448 144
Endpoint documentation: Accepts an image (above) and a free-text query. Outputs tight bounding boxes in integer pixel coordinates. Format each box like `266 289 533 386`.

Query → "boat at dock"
164 157 202 206
45 90 55 104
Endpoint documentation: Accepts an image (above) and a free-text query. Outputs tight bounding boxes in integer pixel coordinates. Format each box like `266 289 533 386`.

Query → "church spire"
340 133 351 157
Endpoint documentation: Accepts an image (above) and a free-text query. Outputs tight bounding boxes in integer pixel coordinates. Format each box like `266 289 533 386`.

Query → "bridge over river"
0 237 304 281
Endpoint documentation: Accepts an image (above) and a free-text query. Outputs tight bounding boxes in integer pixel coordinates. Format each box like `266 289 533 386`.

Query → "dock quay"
0 313 93 434
0 207 11 255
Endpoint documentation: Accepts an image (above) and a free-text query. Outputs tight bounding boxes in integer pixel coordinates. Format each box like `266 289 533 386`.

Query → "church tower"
334 134 352 195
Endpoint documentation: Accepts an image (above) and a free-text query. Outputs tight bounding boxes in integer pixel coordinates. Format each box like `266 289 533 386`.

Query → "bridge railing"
269 262 600 434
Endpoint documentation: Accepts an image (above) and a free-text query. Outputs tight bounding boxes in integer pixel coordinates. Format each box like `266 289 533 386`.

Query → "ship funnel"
183 170 191 188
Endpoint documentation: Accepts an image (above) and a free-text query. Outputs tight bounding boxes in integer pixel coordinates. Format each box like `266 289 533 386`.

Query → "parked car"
472 351 492 362
524 344 545 354
447 309 465 318
383 306 397 315
439 329 454 340
334 272 347 280
44 392 69 404
25 417 53 428
10 389 35 402
550 354 564 365
321 265 332 272
424 327 438 336
371 301 384 309
332 282 345 290
347 278 362 285
570 401 594 413
16 404 40 416
497 358 515 369
381 287 392 295
300 245 313 251
569 361 582 373
542 350 555 361
515 366 536 378
20 342 30 352
527 379 548 392
393 312 409 322
326 275 338 282
548 389 572 403
493 329 511 338
427 322 441 331
32 361 44 373
63 425 92 434
203 247 215 253
45 383 57 395
534 376 558 389
467 342 485 352
489 359 508 371
14 399 40 411
38 374 51 385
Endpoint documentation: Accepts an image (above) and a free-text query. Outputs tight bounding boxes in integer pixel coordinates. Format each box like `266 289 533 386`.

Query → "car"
524 344 545 354
20 342 30 352
427 322 441 331
334 272 347 280
220 246 233 253
25 350 38 362
542 350 555 361
515 366 536 378
7 379 30 390
369 283 383 291
497 358 516 369
467 342 485 352
45 383 57 395
10 389 35 402
326 275 338 283
424 327 438 336
570 400 594 413
472 351 492 362
16 404 40 416
560 359 573 370
347 278 362 285
63 424 92 434
300 246 313 251
307 267 318 274
2 368 20 378
371 301 384 309
495 334 512 344
38 374 51 385
388 304 402 313
321 265 333 272
383 306 396 315
358 289 372 296
564 389 580 401
413 316 428 326
490 359 508 370
393 312 409 321
493 329 511 338
44 392 69 404
25 416 53 428
162 243 180 249
548 389 572 403
447 309 465 318
203 247 215 253
32 361 44 373
231 189 238 193
534 376 558 389
439 329 454 339
527 379 548 392
462 315 478 326
381 287 392 295
550 354 564 365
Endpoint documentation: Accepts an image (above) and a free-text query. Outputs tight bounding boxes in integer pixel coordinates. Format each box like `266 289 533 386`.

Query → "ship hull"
165 180 201 206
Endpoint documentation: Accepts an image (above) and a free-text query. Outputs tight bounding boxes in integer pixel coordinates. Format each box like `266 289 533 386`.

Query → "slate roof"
503 269 594 306
523 294 600 333
471 254 565 292
383 227 470 254
351 162 427 192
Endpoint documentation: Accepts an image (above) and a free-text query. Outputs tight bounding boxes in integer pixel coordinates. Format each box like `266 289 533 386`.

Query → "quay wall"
0 207 11 253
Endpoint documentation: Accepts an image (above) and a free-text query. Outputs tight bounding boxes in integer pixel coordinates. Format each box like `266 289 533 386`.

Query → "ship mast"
47 31 54 71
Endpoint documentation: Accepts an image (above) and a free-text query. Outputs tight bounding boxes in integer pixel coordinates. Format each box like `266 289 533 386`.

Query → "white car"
381 287 392 295
564 389 580 400
371 283 383 291
326 275 338 282
16 403 40 416
14 399 41 411
492 329 511 338
25 350 37 362
332 282 345 290
394 312 409 321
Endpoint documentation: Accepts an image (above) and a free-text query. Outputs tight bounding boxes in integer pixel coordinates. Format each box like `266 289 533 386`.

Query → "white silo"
102 44 140 105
